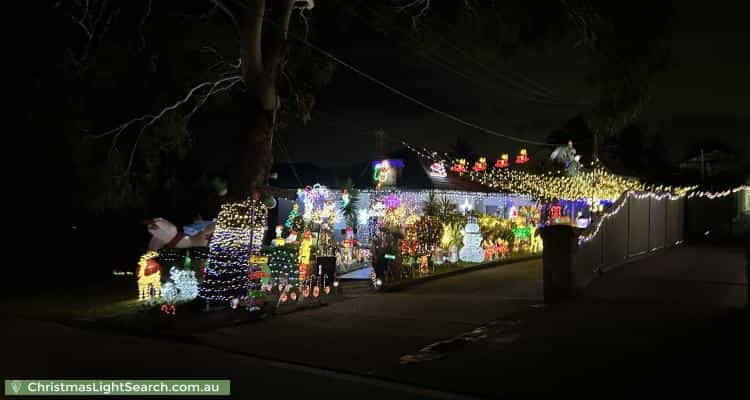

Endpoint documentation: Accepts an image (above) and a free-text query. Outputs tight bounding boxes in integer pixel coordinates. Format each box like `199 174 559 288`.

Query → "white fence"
575 193 685 287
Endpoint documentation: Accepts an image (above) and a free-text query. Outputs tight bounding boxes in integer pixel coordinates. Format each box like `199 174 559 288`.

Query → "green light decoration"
384 254 396 260
512 226 532 241
184 249 192 269
260 263 272 286
285 204 299 228
261 245 300 286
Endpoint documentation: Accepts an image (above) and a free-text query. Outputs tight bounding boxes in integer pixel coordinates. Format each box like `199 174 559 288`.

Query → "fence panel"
577 226 602 284
575 193 688 288
666 197 683 245
649 197 666 251
628 196 650 257
603 198 628 267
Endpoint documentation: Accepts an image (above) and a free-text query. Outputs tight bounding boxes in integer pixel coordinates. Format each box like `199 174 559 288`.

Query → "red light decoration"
548 204 571 225
161 304 176 316
248 270 269 281
494 154 510 169
515 148 529 164
450 159 467 174
472 157 487 172
549 205 562 219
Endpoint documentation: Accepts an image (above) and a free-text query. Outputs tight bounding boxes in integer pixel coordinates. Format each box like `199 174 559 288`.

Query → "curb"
383 254 541 292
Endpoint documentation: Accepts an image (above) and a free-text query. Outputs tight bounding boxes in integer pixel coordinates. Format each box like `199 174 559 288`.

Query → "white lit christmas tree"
199 199 267 303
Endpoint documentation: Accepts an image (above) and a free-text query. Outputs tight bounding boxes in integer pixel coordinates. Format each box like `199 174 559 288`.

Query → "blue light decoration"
198 199 267 303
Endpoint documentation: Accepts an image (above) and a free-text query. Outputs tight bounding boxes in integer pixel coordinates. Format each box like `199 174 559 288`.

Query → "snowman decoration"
459 217 485 263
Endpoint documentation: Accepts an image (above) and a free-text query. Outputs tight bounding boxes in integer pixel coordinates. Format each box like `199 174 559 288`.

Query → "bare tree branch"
395 0 431 29
84 75 244 177
138 0 152 50
209 0 241 38
122 75 244 176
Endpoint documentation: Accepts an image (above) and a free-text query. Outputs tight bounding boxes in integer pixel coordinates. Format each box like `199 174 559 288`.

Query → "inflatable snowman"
459 217 485 263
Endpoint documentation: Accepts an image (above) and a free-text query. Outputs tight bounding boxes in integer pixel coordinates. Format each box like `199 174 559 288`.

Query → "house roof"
271 145 496 192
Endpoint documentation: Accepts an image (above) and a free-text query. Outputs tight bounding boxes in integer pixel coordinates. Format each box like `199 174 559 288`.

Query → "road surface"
2 244 746 398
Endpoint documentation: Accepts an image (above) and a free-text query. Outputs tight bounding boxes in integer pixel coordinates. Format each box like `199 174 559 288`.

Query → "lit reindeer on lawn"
138 218 216 301
137 251 162 300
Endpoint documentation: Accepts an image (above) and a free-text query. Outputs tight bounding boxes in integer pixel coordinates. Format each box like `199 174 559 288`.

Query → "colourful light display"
494 154 509 169
198 199 267 302
298 231 314 282
373 159 404 188
136 251 162 301
430 161 447 177
515 149 529 164
450 159 467 174
459 217 485 263
472 157 488 172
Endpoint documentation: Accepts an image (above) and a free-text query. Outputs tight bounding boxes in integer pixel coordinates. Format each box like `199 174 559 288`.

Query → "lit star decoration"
198 199 268 302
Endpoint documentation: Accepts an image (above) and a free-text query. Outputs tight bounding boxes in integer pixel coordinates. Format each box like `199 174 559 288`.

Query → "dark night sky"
279 2 750 167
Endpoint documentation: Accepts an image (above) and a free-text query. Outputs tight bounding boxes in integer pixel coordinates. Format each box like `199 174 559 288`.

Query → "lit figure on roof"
373 160 392 189
550 140 581 176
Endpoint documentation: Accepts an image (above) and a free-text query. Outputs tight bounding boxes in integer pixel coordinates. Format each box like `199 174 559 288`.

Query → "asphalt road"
2 244 747 399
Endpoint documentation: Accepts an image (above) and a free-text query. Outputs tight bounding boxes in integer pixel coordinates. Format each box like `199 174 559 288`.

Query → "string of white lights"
578 186 748 244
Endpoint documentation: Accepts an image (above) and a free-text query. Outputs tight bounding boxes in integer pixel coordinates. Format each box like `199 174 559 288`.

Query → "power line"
278 24 558 147
420 51 581 107
358 5 575 105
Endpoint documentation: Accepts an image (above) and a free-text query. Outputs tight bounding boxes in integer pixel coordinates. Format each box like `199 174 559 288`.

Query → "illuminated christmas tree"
262 245 299 287
199 199 267 303
284 203 299 229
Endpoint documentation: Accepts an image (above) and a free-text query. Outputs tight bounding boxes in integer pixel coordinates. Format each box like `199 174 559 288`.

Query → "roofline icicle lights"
402 140 732 203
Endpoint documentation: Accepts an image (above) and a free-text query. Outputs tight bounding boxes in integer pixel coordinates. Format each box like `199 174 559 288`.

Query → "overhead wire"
275 20 560 147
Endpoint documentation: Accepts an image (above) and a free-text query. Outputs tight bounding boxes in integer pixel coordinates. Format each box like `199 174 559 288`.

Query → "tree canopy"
31 0 676 217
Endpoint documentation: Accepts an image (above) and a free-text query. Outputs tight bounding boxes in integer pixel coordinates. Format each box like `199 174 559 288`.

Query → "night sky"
280 2 750 166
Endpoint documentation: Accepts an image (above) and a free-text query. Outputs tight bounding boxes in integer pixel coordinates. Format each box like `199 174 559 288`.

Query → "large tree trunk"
229 0 295 199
